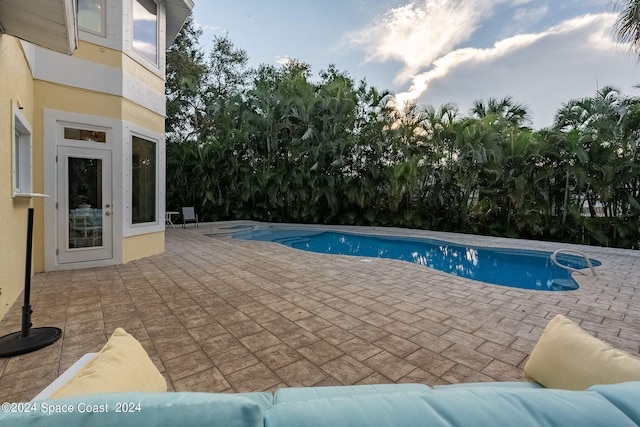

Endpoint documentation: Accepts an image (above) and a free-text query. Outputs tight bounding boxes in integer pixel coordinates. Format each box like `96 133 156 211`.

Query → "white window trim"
78 0 122 50
125 0 167 78
12 102 34 197
123 123 165 237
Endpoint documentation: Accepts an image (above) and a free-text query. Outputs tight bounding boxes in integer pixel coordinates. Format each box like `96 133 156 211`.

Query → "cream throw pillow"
51 328 166 399
523 314 640 390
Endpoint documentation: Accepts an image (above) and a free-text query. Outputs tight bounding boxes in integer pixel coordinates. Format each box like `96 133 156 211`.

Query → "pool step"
275 236 312 247
550 278 579 291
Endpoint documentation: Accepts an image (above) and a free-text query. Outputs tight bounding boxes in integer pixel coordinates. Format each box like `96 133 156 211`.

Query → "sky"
191 0 639 129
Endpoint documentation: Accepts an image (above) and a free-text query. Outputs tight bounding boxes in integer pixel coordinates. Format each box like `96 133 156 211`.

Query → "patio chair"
182 207 199 228
69 208 101 247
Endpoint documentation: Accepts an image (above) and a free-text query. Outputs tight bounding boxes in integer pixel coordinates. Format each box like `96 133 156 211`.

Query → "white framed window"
62 125 108 144
131 134 157 225
123 123 165 237
132 0 159 66
78 0 106 37
12 104 33 197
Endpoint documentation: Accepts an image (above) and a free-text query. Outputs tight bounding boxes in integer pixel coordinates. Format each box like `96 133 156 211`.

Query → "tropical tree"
164 29 640 248
470 96 530 128
548 87 640 246
612 0 640 59
165 15 208 143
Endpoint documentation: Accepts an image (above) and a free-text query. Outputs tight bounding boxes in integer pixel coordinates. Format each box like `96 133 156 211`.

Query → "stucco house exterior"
0 0 193 318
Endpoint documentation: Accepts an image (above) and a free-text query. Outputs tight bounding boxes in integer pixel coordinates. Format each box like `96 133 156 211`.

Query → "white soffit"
0 0 77 55
165 0 194 45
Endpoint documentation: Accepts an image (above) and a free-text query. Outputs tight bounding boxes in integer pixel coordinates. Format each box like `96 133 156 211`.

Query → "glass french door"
57 146 113 264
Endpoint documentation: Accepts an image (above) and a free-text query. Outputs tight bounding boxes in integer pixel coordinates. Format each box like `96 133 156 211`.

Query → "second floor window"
78 0 105 36
133 0 158 65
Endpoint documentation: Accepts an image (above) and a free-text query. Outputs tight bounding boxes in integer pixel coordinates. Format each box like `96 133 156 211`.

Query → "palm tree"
470 96 530 128
554 86 624 134
612 0 640 59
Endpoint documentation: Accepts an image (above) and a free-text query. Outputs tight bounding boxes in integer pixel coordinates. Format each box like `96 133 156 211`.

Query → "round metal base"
0 327 62 358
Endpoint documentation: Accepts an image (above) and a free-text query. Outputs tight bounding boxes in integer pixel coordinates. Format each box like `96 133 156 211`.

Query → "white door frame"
56 146 113 264
43 110 123 271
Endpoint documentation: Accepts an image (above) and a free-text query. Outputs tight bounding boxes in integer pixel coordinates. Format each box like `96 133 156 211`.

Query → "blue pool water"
232 227 601 291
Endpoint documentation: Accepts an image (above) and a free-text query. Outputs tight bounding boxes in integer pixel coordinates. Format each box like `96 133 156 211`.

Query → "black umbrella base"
0 327 62 357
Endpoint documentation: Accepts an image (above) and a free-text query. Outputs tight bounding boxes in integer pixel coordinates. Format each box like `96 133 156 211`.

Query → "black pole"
21 208 34 338
0 207 62 357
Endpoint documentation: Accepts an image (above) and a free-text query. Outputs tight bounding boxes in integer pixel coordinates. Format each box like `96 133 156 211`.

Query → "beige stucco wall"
34 81 123 119
72 41 123 69
123 55 165 94
122 232 165 264
0 36 36 318
122 98 166 133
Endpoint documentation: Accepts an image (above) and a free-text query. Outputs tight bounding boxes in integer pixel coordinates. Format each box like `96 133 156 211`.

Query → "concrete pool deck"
0 221 638 402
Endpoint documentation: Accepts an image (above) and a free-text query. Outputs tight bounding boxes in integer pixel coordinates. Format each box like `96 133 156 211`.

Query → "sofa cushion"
239 391 275 414
51 328 166 399
274 383 431 404
523 314 640 390
590 382 640 425
433 381 543 390
265 387 638 427
0 392 266 427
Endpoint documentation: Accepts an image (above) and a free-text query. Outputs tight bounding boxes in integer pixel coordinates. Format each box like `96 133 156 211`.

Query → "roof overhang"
165 0 194 46
0 0 77 55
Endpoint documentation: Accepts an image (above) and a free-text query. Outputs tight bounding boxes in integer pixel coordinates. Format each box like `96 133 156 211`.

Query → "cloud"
394 13 621 105
401 13 637 128
346 0 520 83
344 0 639 127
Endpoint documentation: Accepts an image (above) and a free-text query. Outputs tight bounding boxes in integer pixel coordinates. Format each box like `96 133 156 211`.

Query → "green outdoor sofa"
2 315 639 426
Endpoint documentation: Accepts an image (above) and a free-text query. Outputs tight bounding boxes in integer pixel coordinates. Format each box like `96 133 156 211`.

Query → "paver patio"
0 221 638 402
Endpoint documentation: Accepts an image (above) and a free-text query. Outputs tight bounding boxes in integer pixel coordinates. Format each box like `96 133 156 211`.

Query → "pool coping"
206 220 637 297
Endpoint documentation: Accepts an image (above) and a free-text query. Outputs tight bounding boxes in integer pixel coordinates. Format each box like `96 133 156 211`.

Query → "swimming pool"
232 227 601 291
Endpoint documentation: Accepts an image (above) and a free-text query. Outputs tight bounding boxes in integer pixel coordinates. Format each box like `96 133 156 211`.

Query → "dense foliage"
166 17 640 249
